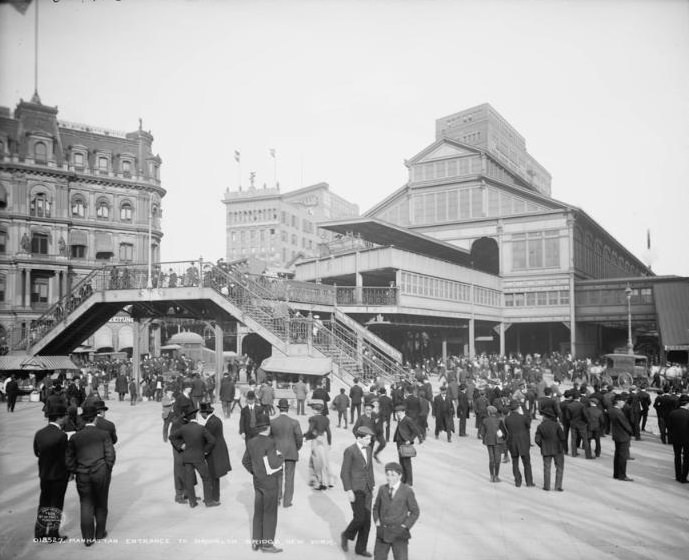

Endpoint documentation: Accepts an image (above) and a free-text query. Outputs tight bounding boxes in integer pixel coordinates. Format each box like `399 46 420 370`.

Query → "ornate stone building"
0 94 165 351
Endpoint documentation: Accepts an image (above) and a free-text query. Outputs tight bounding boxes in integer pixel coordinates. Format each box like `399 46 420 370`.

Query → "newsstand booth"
258 355 332 407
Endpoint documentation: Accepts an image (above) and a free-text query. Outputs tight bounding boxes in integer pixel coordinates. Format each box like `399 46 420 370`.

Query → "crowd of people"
23 351 689 557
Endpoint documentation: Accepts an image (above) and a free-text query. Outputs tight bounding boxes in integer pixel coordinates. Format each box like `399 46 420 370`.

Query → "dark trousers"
542 453 564 490
172 449 186 499
613 440 630 479
343 490 371 554
658 415 668 443
374 437 386 458
398 454 413 486
672 441 689 482
118 392 125 401
510 453 533 486
458 413 467 436
382 416 391 441
221 400 232 418
351 403 362 424
571 425 592 458
374 533 409 560
183 461 212 505
210 477 221 502
640 410 649 431
75 465 111 541
487 445 502 479
162 416 172 442
296 399 305 416
277 460 296 506
35 478 69 538
251 475 279 548
7 393 18 412
562 423 570 454
337 410 348 428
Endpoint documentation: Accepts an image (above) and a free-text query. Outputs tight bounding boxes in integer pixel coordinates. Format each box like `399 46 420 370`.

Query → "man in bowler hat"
199 402 231 503
33 403 70 542
270 398 303 508
242 412 284 553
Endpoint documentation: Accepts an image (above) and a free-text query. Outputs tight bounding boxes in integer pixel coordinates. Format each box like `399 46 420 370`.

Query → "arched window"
120 202 133 222
34 141 47 163
71 196 86 218
30 192 51 217
96 199 110 219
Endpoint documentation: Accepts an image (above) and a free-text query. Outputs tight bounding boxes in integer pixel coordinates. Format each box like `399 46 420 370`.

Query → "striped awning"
69 229 88 246
654 281 689 351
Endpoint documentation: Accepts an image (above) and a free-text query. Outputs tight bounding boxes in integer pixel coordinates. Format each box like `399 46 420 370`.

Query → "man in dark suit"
169 407 218 508
667 394 689 483
199 402 231 503
239 390 267 441
535 408 566 491
174 382 195 418
93 399 117 444
456 384 470 437
270 398 303 508
340 426 376 557
609 393 634 481
373 462 420 560
565 392 592 458
66 404 116 546
33 403 70 542
219 372 235 418
350 379 364 424
242 413 284 553
654 387 676 444
432 385 455 442
393 405 423 487
377 388 394 442
504 400 534 487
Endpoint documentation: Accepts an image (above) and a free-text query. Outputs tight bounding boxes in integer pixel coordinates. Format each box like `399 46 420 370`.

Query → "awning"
160 343 182 350
95 232 113 252
69 229 88 246
260 356 332 376
653 281 689 351
0 355 79 371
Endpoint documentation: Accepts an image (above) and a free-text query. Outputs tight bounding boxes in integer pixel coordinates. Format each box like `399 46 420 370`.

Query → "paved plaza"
1 391 688 560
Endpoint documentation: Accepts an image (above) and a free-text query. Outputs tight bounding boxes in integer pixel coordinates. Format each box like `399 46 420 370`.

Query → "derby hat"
199 402 214 413
277 398 290 410
93 399 109 411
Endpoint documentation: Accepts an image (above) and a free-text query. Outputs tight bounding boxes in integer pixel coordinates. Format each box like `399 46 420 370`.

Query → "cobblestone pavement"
1 392 688 560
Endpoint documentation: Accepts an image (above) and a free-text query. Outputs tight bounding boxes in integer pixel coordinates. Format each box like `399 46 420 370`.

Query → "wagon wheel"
617 372 633 387
601 374 613 387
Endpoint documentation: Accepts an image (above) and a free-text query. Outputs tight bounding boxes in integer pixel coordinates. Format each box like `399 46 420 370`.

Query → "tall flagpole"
34 0 39 98
270 148 277 187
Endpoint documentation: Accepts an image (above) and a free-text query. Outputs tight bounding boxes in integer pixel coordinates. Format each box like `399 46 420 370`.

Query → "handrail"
333 308 402 364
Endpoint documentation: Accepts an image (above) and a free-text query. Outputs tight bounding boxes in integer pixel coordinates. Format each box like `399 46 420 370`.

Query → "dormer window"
71 196 86 218
34 141 47 163
120 201 133 222
74 152 85 168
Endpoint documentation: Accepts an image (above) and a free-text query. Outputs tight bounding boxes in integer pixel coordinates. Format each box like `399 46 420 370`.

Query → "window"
31 277 49 304
34 141 47 163
74 152 85 168
122 160 132 177
31 233 49 254
30 193 51 217
70 245 86 259
96 201 110 219
96 252 112 261
0 275 4 302
120 202 133 222
119 243 134 262
0 230 6 253
98 156 109 172
71 197 86 218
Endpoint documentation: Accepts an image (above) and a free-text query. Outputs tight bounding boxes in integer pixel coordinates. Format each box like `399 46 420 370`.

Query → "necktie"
388 486 394 499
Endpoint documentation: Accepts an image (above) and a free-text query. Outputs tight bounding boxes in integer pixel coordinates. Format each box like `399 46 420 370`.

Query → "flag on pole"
234 150 240 163
269 148 276 159
647 229 651 250
6 0 33 15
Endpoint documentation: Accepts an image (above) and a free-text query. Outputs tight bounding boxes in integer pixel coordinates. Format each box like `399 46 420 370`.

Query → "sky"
1 0 688 275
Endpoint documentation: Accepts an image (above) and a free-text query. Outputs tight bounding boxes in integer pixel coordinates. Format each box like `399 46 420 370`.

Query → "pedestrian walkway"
1 395 687 560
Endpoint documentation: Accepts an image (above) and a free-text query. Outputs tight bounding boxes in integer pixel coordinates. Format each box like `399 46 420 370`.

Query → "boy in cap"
373 462 420 560
33 403 70 542
340 426 376 557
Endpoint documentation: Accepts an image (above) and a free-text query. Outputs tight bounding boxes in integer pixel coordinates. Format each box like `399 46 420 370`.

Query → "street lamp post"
625 283 633 355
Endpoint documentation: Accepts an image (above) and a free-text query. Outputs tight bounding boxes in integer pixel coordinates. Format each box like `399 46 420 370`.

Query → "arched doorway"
471 237 500 275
